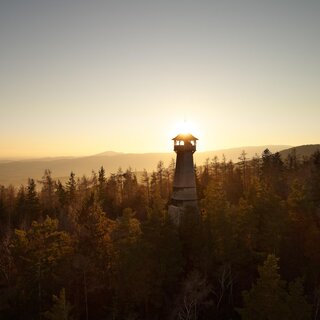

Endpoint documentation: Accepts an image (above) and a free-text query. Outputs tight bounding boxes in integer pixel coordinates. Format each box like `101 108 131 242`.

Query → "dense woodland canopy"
1 149 320 319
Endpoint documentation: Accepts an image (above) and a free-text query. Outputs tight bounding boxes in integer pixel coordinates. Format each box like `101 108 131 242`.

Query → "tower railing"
174 144 196 152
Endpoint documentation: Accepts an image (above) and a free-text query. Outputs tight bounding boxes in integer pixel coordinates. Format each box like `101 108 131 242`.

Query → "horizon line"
0 143 308 161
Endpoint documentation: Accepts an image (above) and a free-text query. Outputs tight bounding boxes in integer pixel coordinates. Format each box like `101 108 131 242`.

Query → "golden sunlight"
173 120 197 135
168 119 204 150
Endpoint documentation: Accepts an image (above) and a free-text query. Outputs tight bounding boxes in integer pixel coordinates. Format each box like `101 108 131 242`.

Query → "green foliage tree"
97 166 106 205
25 178 41 224
110 208 143 318
55 180 67 207
11 216 73 319
140 207 182 318
261 150 286 197
1 150 320 319
66 172 76 204
201 180 236 265
239 254 311 320
0 185 15 231
39 169 57 217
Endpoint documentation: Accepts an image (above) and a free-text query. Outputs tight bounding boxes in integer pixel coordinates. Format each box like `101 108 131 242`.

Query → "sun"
170 120 199 142
172 120 199 136
167 119 203 150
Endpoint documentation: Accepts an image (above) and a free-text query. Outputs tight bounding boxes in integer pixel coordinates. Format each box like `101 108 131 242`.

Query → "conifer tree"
25 178 41 224
11 217 73 318
239 254 311 320
39 170 56 217
66 172 76 203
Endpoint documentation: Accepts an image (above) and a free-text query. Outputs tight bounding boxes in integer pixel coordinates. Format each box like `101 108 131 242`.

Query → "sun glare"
170 119 202 142
174 120 196 135
166 118 204 151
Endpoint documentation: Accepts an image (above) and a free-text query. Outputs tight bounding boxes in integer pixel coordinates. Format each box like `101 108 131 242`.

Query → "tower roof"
172 133 198 141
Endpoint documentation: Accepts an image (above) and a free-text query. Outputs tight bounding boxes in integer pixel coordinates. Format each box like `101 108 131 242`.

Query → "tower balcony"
174 144 196 153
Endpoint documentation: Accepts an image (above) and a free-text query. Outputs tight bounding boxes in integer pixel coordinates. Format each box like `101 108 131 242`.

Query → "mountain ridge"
0 145 294 187
5 144 320 188
279 144 320 159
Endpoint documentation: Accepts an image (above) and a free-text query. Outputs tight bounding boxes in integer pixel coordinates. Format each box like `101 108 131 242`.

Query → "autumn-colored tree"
25 178 41 224
39 169 57 217
139 207 182 318
66 172 77 204
11 216 73 319
110 208 143 318
1 151 320 319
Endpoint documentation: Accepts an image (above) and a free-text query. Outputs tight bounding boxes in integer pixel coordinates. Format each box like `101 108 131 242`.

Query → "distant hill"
279 144 320 160
94 151 124 157
0 145 291 187
197 145 291 164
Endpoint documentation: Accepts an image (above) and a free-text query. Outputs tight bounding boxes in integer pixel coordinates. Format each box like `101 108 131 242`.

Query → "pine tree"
239 254 289 320
39 170 56 217
11 217 73 318
239 254 311 320
25 178 41 224
66 172 76 203
97 166 106 199
55 180 67 207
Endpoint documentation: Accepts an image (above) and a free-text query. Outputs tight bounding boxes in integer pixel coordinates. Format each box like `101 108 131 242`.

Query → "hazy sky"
1 0 319 158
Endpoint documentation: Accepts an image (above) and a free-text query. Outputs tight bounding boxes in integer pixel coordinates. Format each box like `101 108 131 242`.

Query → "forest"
0 148 320 320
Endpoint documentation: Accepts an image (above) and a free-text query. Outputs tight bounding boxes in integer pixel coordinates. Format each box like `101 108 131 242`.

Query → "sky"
0 0 319 158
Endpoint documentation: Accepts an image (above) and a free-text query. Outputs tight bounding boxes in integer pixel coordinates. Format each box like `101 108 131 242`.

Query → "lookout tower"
169 133 199 223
